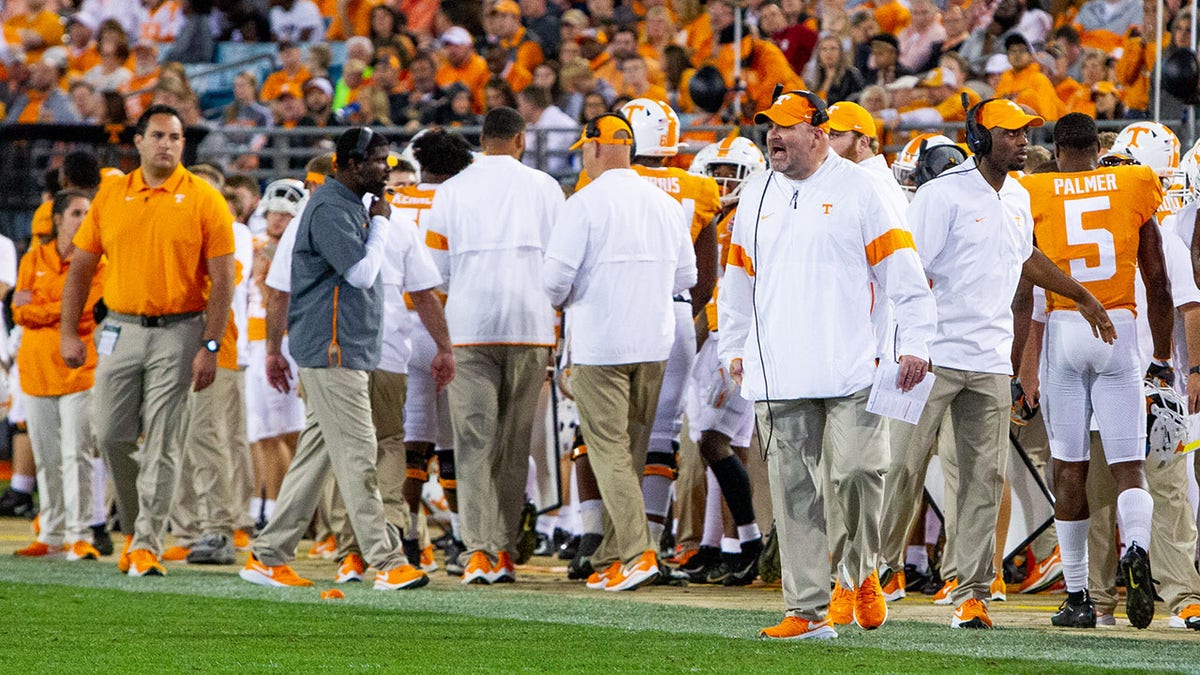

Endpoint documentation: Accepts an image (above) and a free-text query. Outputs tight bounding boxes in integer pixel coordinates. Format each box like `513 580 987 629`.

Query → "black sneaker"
514 501 538 564
558 535 580 560
702 558 733 585
0 488 35 519
1052 591 1097 628
91 524 114 556
903 564 931 593
1121 544 1155 629
533 533 554 557
444 538 466 576
567 555 594 580
653 563 690 586
724 554 759 586
679 546 719 578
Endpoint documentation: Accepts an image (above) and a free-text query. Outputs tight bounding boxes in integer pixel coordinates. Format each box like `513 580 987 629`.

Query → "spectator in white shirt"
898 0 947 72
517 85 579 177
269 0 324 43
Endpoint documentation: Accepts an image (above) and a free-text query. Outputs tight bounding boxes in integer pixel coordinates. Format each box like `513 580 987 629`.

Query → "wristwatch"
204 339 220 353
1190 365 1200 376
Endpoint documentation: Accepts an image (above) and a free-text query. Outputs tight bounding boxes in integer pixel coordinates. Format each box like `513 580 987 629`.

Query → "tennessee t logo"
1125 127 1147 148
821 204 832 214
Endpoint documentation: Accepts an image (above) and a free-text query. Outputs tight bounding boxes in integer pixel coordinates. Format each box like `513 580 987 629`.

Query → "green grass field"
3 554 1200 673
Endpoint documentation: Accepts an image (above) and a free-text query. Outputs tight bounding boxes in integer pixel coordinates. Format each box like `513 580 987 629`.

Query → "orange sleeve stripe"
426 230 449 251
727 243 755 276
865 229 916 266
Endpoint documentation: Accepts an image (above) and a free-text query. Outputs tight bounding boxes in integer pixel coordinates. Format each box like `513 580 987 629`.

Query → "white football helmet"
400 128 429 183
260 179 307 215
620 97 682 158
689 134 766 201
1145 380 1189 469
1180 137 1200 205
1111 121 1186 212
892 133 955 195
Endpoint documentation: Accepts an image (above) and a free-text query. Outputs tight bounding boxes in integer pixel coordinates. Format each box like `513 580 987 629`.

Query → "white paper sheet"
865 361 936 425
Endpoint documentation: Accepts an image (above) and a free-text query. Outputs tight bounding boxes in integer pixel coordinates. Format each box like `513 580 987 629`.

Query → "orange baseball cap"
1092 80 1118 95
977 99 1044 130
570 114 635 150
489 0 521 16
824 101 876 137
754 91 824 127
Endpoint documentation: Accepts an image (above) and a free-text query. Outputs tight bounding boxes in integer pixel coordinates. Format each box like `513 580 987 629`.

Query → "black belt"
108 310 203 328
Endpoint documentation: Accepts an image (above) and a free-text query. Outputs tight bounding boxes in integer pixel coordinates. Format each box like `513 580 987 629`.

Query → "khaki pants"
172 368 243 544
883 367 1008 604
337 369 411 559
675 417 706 553
93 315 204 554
759 388 887 620
572 361 666 566
25 390 94 545
822 403 893 587
449 345 549 558
253 368 405 571
1012 409 1058 561
229 369 255 533
1087 431 1200 615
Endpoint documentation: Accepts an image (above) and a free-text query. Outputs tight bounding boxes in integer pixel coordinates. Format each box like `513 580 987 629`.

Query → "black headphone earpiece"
585 111 636 161
768 84 829 127
964 95 998 156
350 126 375 162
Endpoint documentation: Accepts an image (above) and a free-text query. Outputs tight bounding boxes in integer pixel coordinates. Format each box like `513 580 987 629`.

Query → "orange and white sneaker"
586 561 623 590
420 545 439 573
605 550 659 591
117 535 133 573
881 568 906 602
66 540 101 561
758 616 838 640
375 564 430 590
951 598 993 629
461 551 493 585
335 553 365 583
307 535 337 559
489 551 515 584
855 571 888 630
932 577 958 605
1170 604 1200 629
1019 545 1063 594
127 549 166 577
162 545 191 562
990 572 1007 602
233 529 252 551
239 553 313 587
14 541 66 558
673 548 700 567
828 582 854 626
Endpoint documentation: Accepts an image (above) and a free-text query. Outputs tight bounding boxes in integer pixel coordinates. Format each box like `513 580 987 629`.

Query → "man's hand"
1017 363 1040 405
369 194 392 220
730 358 744 387
266 353 293 393
192 349 217 392
896 355 929 392
12 290 31 307
1076 294 1117 344
431 349 455 391
61 335 86 368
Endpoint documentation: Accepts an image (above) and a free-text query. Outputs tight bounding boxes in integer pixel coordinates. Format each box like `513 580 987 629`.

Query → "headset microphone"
771 83 784 103
960 92 970 114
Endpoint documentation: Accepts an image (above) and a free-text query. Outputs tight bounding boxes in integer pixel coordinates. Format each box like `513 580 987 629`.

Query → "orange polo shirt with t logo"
73 163 235 316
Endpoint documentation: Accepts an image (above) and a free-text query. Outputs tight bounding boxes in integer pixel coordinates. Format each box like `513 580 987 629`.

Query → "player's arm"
1139 216 1175 377
1020 248 1116 343
691 217 717 318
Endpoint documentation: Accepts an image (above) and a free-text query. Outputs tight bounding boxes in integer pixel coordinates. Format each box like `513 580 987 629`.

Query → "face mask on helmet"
1144 380 1189 469
892 133 956 195
689 135 766 200
261 178 308 216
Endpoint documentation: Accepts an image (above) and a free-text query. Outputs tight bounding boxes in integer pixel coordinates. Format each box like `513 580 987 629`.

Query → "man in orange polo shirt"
60 104 236 578
436 27 489 112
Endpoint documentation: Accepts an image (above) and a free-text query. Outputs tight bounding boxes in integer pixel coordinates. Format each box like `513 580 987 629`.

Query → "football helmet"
1180 137 1200 204
620 97 682 158
1111 121 1187 211
1145 379 1189 469
892 133 956 195
400 128 429 183
260 179 307 216
689 134 766 201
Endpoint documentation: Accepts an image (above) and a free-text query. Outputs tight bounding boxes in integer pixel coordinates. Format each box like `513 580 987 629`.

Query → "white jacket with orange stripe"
717 149 936 401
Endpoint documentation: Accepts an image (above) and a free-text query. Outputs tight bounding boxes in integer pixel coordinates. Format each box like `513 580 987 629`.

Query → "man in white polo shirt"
543 112 696 591
424 107 564 585
900 99 1115 629
719 91 937 640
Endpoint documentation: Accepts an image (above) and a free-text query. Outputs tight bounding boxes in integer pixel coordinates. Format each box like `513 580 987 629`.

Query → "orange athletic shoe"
990 572 1007 602
375 564 430 590
461 551 493 585
233 529 252 551
15 541 65 557
882 569 906 601
673 548 700 567
335 553 365 583
66 540 101 561
307 535 337 559
933 577 958 605
1170 603 1200 629
586 561 623 590
127 549 166 577
758 616 837 640
238 553 313 587
604 550 659 591
1019 545 1063 594
420 545 438 573
490 551 515 584
828 582 854 626
117 535 133 573
855 571 888 630
951 598 993 629
162 546 191 562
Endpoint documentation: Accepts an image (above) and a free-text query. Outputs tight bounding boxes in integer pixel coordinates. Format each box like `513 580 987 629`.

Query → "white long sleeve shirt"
377 210 443 374
425 154 564 346
908 158 1034 375
543 168 696 365
860 153 911 360
717 149 936 400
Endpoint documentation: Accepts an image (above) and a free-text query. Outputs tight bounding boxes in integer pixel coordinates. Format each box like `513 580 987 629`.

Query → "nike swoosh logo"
975 217 985 222
1128 571 1139 589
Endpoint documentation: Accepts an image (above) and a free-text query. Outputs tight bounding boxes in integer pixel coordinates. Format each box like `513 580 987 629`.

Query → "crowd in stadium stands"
0 0 1193 140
